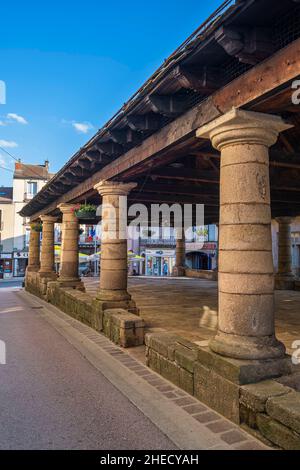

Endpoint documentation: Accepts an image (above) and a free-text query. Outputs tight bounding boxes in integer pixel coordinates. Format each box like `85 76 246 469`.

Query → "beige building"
0 161 53 279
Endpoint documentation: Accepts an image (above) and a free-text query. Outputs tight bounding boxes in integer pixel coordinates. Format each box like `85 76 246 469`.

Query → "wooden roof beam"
126 113 162 132
215 25 275 65
168 65 222 94
146 94 190 117
96 141 123 157
150 168 219 183
108 128 142 146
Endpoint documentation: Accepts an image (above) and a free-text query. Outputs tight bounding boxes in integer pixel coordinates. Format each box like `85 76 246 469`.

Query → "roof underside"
20 0 300 222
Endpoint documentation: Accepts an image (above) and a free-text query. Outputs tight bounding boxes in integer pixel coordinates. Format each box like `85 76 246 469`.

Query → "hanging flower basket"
73 204 97 219
30 222 43 232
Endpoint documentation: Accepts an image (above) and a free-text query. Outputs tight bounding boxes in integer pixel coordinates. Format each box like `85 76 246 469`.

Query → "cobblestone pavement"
84 277 300 354
0 287 268 450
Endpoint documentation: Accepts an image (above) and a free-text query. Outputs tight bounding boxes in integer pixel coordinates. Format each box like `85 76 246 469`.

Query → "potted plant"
78 228 84 236
73 203 97 219
30 222 43 232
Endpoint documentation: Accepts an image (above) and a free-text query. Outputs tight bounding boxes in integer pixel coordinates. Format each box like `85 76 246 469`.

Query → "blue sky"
0 0 222 186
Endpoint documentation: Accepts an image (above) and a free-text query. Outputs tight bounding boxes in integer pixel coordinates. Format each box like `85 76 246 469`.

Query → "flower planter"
73 204 97 220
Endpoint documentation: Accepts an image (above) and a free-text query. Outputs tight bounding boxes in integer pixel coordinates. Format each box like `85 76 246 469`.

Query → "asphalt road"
0 287 174 450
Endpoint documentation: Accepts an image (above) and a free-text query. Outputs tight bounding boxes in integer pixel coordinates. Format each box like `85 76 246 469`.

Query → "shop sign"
13 252 29 259
0 253 12 260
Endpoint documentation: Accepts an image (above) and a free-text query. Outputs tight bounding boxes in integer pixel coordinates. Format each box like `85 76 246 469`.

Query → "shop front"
13 252 29 277
0 253 13 279
145 249 175 276
186 242 217 271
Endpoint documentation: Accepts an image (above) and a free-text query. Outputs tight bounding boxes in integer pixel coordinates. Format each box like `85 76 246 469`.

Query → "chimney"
44 160 49 171
15 159 22 171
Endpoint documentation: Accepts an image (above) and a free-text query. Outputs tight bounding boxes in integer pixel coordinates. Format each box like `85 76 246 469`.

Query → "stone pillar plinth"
27 223 41 272
94 181 138 313
172 229 186 276
39 215 57 280
275 217 295 290
57 204 85 290
197 108 292 362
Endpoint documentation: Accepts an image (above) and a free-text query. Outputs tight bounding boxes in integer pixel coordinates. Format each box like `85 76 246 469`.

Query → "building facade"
0 161 53 279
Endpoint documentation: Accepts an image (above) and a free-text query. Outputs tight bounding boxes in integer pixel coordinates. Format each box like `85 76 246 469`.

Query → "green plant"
74 204 97 218
30 222 43 232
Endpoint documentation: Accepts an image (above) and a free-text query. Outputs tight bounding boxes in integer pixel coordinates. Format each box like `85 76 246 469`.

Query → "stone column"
94 181 138 312
39 215 57 279
197 108 292 361
57 204 84 290
37 215 57 296
172 229 186 276
27 223 41 272
275 217 295 290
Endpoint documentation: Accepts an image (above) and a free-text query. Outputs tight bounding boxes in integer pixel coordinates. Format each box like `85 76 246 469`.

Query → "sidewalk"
16 289 268 450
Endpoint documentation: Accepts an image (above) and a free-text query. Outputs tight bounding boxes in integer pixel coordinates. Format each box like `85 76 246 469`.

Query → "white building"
0 160 53 279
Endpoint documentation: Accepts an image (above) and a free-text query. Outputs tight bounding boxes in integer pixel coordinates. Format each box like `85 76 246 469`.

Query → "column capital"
275 216 293 225
94 180 137 197
196 108 292 151
58 203 76 214
40 215 57 223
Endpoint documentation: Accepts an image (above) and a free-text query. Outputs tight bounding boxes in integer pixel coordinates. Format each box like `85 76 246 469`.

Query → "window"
27 181 37 197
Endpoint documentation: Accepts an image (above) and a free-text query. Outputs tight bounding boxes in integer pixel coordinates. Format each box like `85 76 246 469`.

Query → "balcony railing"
23 192 37 201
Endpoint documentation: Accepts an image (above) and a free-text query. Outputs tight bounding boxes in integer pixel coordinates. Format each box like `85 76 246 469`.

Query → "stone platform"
84 276 300 355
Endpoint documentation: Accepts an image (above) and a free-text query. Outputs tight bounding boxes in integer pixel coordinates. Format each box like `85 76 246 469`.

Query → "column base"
95 289 139 315
210 331 286 361
172 266 186 277
37 272 58 296
55 278 85 291
195 344 293 423
275 275 295 290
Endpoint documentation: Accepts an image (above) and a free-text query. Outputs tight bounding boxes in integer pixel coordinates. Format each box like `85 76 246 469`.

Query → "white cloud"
0 155 6 166
0 140 18 148
72 121 94 134
0 120 6 126
7 113 28 125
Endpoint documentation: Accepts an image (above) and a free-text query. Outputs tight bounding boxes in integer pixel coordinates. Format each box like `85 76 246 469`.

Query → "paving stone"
194 412 220 423
172 397 196 406
174 389 187 397
163 392 178 399
182 403 207 415
221 430 248 445
206 420 235 434
135 369 152 376
156 385 175 393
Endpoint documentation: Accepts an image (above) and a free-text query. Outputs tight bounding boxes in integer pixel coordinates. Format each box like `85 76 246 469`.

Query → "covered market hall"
20 0 300 449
